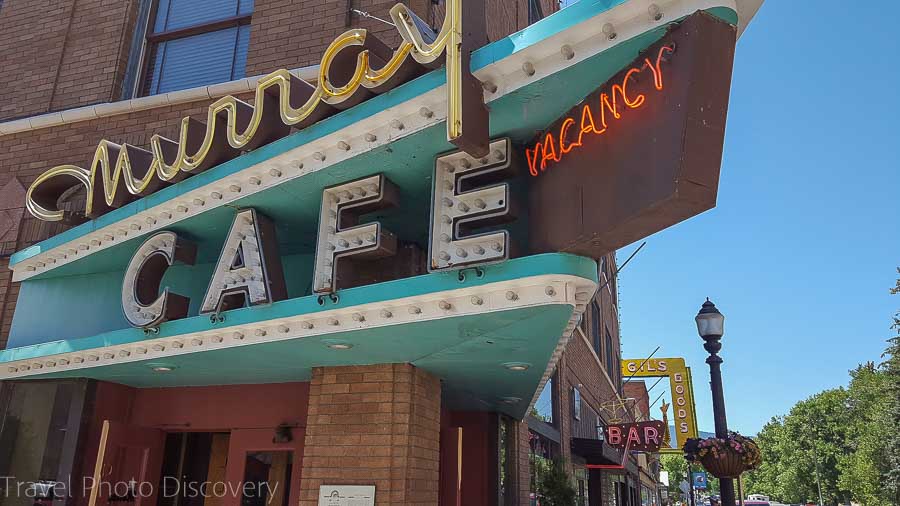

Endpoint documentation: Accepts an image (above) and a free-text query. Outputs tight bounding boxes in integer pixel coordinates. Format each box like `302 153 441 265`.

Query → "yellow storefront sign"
621 357 699 453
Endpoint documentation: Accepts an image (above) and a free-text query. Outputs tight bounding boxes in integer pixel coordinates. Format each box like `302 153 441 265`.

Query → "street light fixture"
695 299 724 340
695 298 737 506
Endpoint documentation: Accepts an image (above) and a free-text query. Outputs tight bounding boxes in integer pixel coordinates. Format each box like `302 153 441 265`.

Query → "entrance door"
88 420 165 506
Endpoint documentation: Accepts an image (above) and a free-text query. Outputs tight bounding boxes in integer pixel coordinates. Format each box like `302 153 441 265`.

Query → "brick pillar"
299 363 441 506
517 419 532 505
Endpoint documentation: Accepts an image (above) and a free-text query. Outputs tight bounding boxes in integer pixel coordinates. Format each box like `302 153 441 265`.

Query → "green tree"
538 459 577 506
883 270 900 502
743 271 900 505
743 417 786 500
661 454 688 498
742 389 853 504
660 454 720 501
837 363 892 505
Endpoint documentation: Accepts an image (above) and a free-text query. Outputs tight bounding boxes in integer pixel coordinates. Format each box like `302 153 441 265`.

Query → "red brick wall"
0 0 557 349
246 0 432 77
0 0 76 120
512 252 626 495
0 0 139 121
623 381 650 420
0 0 552 121
48 0 140 112
299 363 441 506
0 258 16 349
245 0 557 77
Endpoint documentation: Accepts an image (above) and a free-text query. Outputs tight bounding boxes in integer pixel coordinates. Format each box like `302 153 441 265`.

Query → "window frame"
572 385 582 421
134 0 254 98
530 370 558 428
590 299 602 356
605 325 615 382
527 0 545 24
0 379 92 506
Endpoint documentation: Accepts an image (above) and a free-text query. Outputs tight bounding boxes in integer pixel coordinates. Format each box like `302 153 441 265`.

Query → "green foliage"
538 459 578 506
661 454 688 497
743 271 900 505
660 454 720 499
883 270 900 502
837 363 892 505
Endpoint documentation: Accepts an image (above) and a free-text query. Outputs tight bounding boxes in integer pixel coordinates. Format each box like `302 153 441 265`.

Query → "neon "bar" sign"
525 45 674 177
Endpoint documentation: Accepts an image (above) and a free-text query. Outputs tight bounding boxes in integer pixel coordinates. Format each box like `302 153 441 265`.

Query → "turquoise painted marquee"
1 0 762 418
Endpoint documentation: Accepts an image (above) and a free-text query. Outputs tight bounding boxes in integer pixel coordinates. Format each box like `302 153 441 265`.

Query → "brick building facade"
0 0 747 503
0 0 554 349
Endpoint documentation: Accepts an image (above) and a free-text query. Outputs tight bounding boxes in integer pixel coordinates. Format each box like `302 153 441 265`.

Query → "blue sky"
617 0 900 435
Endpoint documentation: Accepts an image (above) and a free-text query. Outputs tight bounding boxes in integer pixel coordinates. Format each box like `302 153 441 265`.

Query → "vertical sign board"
620 358 699 452
526 11 737 259
692 472 708 490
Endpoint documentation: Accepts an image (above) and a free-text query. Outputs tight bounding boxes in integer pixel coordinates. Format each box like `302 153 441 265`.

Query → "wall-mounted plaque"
318 485 375 506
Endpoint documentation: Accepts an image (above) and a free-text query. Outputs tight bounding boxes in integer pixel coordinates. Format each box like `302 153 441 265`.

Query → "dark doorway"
158 433 230 506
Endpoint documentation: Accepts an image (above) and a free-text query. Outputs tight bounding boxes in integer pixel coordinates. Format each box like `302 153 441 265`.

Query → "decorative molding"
0 273 598 414
0 66 320 137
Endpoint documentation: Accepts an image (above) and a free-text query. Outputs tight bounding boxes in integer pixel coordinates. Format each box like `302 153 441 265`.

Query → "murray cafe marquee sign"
13 7 737 353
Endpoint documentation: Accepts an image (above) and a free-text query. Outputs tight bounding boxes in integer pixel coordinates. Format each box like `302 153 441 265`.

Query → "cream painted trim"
0 273 597 414
0 66 320 137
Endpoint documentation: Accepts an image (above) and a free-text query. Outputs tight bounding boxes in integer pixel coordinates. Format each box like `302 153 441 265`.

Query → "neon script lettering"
525 45 674 177
25 0 486 223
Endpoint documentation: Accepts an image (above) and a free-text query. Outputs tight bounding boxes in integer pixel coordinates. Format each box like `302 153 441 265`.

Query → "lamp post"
695 298 737 506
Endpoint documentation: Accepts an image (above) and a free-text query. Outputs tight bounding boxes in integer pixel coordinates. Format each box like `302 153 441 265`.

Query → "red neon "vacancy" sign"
525 45 674 176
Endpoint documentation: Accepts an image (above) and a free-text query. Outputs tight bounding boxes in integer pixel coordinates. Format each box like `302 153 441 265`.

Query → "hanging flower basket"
699 446 746 478
683 432 762 479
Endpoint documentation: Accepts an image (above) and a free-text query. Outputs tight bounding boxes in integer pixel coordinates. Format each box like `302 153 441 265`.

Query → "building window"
532 375 555 425
528 430 557 502
574 467 590 506
0 380 91 502
138 0 253 96
590 300 601 356
605 326 615 382
572 386 582 421
527 0 544 24
498 416 516 506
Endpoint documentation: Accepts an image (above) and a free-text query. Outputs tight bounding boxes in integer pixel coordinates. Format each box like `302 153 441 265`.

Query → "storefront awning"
571 437 640 476
0 254 595 419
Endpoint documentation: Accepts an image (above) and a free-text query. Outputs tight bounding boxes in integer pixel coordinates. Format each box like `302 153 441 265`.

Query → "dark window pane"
528 430 557 502
532 376 554 424
238 0 254 16
144 26 246 95
153 0 172 33
143 42 165 96
527 0 544 24
0 382 86 506
605 327 614 379
232 24 251 80
153 0 246 33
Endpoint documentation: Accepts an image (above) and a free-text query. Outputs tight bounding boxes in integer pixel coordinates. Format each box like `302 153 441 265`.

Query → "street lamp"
695 299 737 506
